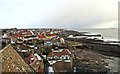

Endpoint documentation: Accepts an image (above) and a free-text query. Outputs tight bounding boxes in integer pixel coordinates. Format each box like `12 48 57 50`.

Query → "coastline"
65 30 120 57
64 30 120 72
65 29 119 44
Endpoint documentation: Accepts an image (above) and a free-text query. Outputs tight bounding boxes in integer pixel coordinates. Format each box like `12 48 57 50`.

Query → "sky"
0 0 119 29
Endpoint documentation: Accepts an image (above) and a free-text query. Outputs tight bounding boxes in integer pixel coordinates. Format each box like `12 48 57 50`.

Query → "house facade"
47 49 71 65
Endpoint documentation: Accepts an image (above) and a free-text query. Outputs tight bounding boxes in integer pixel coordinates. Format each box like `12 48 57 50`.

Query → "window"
54 56 58 59
61 55 64 59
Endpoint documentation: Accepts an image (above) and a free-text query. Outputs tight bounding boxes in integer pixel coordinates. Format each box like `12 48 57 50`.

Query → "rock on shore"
65 38 120 57
65 30 120 72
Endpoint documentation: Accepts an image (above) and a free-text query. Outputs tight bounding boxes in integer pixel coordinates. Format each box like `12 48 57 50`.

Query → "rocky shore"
65 38 120 57
64 30 120 72
65 30 120 57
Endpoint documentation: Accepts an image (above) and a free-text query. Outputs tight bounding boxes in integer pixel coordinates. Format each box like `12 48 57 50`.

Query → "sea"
69 28 119 42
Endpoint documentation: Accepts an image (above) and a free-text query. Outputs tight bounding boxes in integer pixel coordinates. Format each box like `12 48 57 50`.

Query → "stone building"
0 44 35 73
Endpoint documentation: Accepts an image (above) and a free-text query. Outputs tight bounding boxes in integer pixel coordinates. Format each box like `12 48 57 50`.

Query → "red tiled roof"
10 34 24 40
40 32 44 34
9 36 17 41
18 31 32 36
47 49 70 57
38 35 46 38
19 30 30 33
25 54 38 65
51 34 55 36
45 32 50 34
13 34 23 37
25 53 43 65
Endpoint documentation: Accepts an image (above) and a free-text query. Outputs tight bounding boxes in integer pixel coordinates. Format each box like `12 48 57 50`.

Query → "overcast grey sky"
0 0 119 28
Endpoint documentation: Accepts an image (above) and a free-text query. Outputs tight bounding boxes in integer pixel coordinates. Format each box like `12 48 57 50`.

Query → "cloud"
92 20 118 28
0 0 119 28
